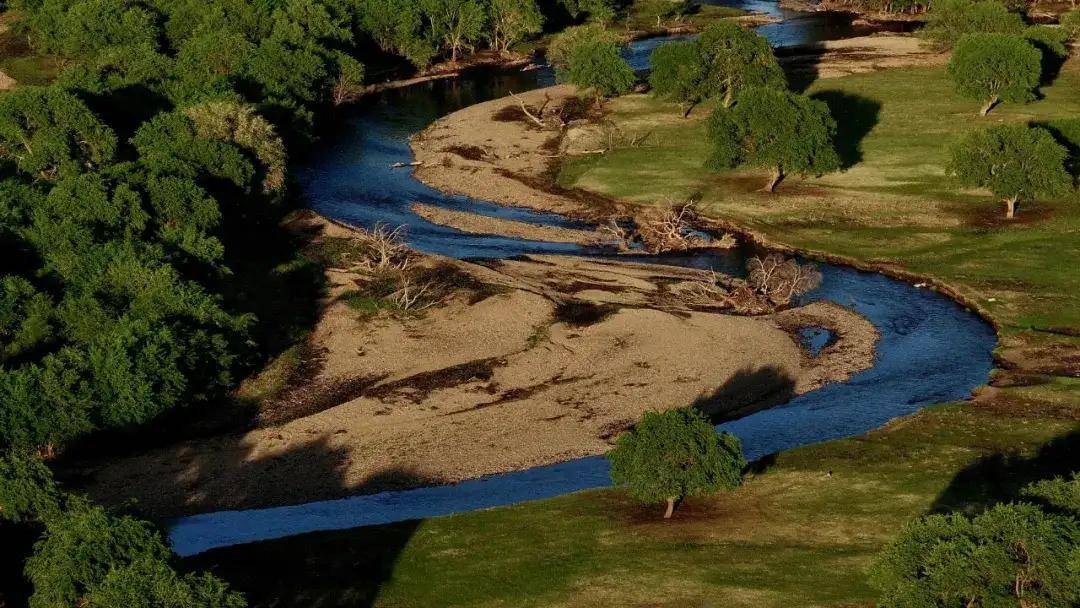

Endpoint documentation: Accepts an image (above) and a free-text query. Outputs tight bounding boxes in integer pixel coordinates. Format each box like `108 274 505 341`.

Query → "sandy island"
75 39 910 519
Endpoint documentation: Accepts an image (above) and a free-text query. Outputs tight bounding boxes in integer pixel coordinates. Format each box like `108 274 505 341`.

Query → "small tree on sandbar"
947 33 1041 116
705 87 840 193
565 36 636 108
608 408 745 519
948 124 1071 219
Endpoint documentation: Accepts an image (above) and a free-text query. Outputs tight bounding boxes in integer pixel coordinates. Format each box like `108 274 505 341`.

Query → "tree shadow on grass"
777 44 827 94
182 467 440 608
810 91 882 169
929 429 1080 517
692 365 798 425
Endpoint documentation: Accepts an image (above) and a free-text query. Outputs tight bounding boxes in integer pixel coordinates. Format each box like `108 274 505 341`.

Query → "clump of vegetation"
947 33 1042 116
552 26 635 106
706 87 840 192
608 408 745 519
870 475 1080 608
487 0 545 55
746 254 823 306
649 22 785 115
947 124 1072 219
598 204 725 253
1061 9 1080 41
921 0 1025 50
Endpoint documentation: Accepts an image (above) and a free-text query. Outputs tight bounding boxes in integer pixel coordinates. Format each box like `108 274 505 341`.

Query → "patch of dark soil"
1033 326 1080 338
958 201 1056 228
446 373 592 415
441 144 488 161
495 168 624 218
973 396 1080 421
259 373 389 427
598 418 635 441
557 280 627 294
366 357 506 404
554 300 619 327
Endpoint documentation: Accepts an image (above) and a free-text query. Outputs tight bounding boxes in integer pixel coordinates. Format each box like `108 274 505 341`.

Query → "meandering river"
169 1 995 556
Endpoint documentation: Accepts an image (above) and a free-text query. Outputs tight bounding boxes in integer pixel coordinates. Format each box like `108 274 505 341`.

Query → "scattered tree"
608 408 745 519
947 33 1042 117
706 87 840 192
421 0 488 63
947 123 1071 218
649 23 785 115
564 35 636 106
486 0 544 55
921 0 1025 50
870 503 1080 608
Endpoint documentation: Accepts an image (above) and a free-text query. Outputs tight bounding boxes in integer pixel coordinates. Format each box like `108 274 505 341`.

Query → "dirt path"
79 214 876 519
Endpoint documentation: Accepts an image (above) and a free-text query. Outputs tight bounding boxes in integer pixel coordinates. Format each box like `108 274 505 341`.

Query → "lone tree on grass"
649 23 784 116
921 0 1025 50
608 408 745 519
947 33 1041 116
948 124 1071 219
564 36 636 108
706 87 840 193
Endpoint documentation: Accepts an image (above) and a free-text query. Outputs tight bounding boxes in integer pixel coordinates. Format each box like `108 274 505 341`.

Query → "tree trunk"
1004 195 1019 219
980 95 999 116
663 497 676 519
682 101 698 118
723 90 734 108
764 166 784 193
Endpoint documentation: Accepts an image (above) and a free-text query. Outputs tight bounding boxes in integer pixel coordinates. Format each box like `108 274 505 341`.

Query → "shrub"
86 558 247 608
0 451 60 523
548 23 620 76
869 503 1080 608
1023 473 1080 516
608 408 745 518
947 123 1071 218
922 0 1025 50
947 33 1042 116
706 87 840 192
1061 9 1080 42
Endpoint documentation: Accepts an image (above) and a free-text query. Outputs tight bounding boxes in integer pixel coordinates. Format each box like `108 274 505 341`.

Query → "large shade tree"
921 0 1025 49
947 33 1042 116
870 502 1080 608
486 0 544 55
563 34 635 106
608 408 745 518
706 87 840 192
947 123 1072 219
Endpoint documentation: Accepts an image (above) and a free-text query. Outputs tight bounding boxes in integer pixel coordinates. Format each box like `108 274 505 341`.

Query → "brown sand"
80 215 877 519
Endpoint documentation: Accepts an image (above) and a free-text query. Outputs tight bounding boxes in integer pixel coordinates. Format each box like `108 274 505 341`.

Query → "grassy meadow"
188 61 1080 607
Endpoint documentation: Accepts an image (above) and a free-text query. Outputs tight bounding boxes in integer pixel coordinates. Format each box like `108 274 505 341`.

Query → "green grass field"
188 62 1080 607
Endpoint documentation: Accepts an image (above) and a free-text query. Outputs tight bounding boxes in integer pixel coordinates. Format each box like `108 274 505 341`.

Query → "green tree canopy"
0 87 117 180
947 123 1071 218
947 33 1042 116
870 503 1080 608
563 34 635 105
420 0 487 63
1023 473 1080 516
0 451 60 523
486 0 544 55
356 0 437 68
608 408 745 518
921 0 1025 49
706 86 840 192
649 23 785 114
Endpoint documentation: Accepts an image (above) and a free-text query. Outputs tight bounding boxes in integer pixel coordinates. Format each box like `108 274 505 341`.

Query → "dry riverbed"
81 213 876 519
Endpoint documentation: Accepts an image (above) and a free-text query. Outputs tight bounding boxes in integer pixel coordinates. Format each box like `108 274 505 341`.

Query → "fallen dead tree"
597 204 735 254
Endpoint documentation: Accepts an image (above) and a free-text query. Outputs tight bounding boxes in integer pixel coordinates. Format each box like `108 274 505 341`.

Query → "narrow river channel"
169 1 996 556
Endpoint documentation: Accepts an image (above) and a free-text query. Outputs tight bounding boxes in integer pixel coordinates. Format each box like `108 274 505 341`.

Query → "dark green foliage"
649 23 785 112
558 0 616 23
562 34 635 104
947 123 1071 217
420 0 487 63
870 503 1080 608
947 33 1041 116
1022 473 1080 516
86 558 247 608
706 87 840 192
548 23 618 75
0 87 117 179
486 0 544 55
356 0 437 67
921 0 1025 50
608 408 745 517
0 451 60 523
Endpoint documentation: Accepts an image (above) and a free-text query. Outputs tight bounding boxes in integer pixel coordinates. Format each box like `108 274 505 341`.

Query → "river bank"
76 211 876 520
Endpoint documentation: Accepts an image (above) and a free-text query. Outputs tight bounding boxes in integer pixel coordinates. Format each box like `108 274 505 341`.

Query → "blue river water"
168 3 994 557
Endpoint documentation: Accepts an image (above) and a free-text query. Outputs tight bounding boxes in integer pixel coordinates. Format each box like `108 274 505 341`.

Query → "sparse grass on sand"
188 62 1080 607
